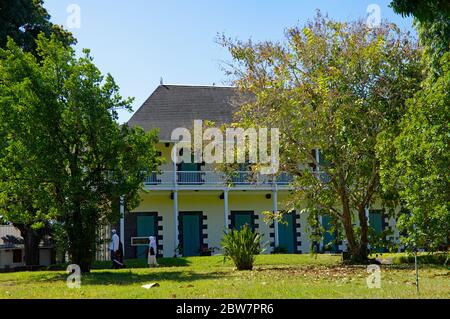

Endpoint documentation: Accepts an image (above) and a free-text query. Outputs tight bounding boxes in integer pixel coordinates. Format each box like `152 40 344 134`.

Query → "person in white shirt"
110 229 120 268
148 236 159 267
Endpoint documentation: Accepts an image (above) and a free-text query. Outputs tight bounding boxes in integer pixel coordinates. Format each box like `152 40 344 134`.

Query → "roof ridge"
158 84 236 89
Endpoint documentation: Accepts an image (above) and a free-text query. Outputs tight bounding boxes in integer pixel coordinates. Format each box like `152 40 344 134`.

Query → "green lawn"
1 254 449 299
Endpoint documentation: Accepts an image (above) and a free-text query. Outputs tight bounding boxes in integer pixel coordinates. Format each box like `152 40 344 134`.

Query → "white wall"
0 249 25 268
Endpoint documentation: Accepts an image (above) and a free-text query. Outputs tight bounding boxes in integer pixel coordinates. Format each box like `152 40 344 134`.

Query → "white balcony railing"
144 171 294 188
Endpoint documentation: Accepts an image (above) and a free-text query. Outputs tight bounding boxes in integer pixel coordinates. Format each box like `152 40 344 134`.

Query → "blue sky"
44 0 415 123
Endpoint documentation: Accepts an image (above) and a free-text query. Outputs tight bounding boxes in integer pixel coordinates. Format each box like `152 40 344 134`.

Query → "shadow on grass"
92 257 192 269
80 270 229 286
48 257 193 271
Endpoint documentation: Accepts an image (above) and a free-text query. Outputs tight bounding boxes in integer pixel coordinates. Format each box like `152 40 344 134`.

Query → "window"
231 211 255 231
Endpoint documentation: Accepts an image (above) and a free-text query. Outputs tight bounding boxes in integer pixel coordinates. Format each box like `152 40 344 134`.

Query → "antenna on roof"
160 77 163 85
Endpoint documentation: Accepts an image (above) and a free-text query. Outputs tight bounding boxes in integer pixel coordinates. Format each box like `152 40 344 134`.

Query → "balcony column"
273 178 279 249
173 191 179 256
315 148 320 171
119 195 125 256
223 189 229 232
172 143 179 256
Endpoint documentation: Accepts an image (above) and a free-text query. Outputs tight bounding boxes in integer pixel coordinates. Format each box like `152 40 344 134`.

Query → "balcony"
144 171 294 190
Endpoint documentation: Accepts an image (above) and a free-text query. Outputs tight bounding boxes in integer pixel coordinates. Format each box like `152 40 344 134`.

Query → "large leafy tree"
377 1 450 250
378 53 450 251
0 35 161 272
219 13 422 262
0 0 75 266
0 0 75 52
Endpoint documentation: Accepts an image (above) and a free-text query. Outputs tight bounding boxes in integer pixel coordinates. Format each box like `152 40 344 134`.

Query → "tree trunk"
68 229 94 273
340 197 359 258
338 183 369 263
67 204 95 273
357 206 369 262
16 224 42 266
69 245 92 273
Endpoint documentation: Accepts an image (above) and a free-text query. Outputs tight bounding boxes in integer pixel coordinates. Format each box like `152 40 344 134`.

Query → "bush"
393 252 449 265
221 225 265 270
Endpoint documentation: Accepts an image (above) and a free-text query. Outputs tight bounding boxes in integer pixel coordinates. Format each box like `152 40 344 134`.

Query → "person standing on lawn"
109 229 120 269
148 236 159 267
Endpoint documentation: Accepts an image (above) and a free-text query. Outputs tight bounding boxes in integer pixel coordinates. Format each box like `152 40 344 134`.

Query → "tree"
390 0 450 78
378 2 450 251
219 13 422 262
0 168 56 266
378 53 450 251
0 35 161 272
0 0 75 266
0 0 75 52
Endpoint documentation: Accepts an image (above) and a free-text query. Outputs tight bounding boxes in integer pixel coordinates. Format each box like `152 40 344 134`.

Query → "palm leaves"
221 225 266 270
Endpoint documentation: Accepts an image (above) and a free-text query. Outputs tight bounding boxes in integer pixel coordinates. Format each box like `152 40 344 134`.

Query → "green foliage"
0 0 76 52
390 0 450 78
380 0 450 253
390 0 450 21
221 225 266 270
378 53 450 250
392 252 449 266
219 13 422 261
0 35 161 272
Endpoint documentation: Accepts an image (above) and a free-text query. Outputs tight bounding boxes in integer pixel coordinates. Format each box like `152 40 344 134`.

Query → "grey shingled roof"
127 85 241 141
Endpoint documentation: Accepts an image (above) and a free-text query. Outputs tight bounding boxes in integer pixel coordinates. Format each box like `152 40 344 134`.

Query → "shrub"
392 252 449 265
221 225 265 270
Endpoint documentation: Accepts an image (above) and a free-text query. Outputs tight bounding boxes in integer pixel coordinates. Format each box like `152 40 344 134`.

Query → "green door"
322 215 337 252
181 213 201 257
232 212 254 231
369 211 383 234
137 215 156 258
178 155 201 184
369 210 384 253
278 213 296 253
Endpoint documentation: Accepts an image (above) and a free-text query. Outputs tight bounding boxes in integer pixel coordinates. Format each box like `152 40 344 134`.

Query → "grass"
0 254 449 299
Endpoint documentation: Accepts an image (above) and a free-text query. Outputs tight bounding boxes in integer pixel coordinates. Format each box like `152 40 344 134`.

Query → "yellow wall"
131 156 400 257
131 190 303 257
